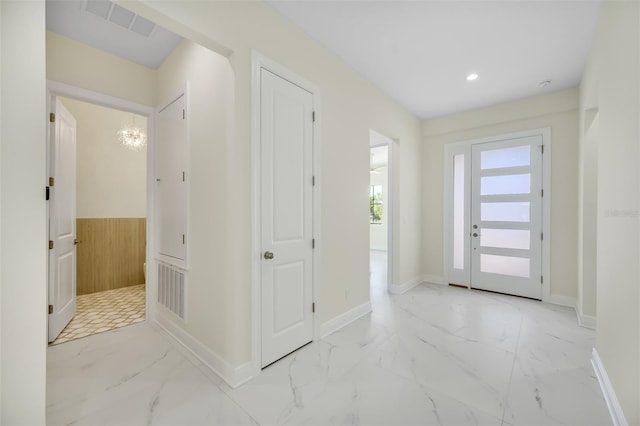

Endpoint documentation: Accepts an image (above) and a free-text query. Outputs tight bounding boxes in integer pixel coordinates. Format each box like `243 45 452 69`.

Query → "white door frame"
250 51 322 375
46 80 157 322
369 134 394 291
443 128 552 301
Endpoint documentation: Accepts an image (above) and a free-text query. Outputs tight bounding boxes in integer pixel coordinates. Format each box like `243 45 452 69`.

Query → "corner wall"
0 1 47 423
422 88 580 300
580 2 640 423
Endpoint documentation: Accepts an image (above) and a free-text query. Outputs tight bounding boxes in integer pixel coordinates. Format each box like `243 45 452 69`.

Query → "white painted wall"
580 2 640 423
422 88 579 300
155 39 240 362
0 1 47 423
370 166 388 251
60 97 147 218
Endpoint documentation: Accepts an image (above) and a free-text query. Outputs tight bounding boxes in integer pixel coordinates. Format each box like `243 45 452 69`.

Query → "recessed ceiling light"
466 73 479 81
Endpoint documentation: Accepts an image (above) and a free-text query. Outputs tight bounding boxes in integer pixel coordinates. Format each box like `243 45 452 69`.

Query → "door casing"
250 51 322 376
443 128 552 301
46 81 157 324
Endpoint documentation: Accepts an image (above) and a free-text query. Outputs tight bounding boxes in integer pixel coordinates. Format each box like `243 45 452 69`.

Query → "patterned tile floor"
50 284 145 346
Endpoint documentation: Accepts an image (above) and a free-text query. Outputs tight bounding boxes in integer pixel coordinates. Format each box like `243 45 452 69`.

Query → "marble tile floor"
47 255 610 425
50 284 146 345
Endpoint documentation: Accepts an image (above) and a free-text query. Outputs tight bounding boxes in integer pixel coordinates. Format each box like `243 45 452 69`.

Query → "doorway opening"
48 96 149 345
369 130 393 296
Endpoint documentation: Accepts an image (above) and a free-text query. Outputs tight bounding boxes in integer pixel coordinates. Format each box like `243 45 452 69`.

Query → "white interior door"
470 136 543 299
260 68 314 368
48 97 77 342
156 95 187 264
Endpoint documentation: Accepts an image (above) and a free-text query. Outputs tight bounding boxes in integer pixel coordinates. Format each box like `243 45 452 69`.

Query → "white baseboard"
577 312 596 329
545 294 577 308
320 301 372 338
423 274 445 286
154 314 254 388
389 276 424 294
591 348 628 426
575 305 597 329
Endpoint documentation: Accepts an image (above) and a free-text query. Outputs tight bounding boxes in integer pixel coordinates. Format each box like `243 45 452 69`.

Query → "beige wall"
422 88 580 299
60 97 147 218
0 1 47 424
125 0 424 364
155 39 241 362
580 2 640 423
47 31 156 107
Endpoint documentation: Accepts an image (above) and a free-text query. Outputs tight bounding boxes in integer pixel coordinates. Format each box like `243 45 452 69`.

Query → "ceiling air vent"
82 0 156 38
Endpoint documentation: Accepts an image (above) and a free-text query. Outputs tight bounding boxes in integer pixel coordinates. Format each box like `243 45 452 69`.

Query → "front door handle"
264 251 274 260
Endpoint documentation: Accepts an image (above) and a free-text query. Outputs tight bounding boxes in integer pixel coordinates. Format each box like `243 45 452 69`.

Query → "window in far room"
370 184 383 224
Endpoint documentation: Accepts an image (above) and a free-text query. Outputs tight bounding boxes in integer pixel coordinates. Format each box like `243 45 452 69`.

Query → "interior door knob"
472 233 479 238
264 251 274 260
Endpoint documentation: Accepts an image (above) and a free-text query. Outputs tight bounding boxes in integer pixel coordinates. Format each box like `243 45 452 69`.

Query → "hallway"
47 279 609 425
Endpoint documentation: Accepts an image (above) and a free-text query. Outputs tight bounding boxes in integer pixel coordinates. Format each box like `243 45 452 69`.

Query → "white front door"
470 136 543 299
48 97 77 342
260 69 314 368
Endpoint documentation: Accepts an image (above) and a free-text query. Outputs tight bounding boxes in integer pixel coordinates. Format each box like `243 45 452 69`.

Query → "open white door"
48 97 77 342
260 69 314 367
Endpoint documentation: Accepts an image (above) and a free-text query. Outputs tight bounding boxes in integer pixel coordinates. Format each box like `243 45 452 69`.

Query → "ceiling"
47 0 601 119
46 0 182 69
266 0 601 119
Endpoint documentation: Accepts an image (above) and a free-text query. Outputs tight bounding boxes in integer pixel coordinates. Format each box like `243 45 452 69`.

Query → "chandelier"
117 114 146 151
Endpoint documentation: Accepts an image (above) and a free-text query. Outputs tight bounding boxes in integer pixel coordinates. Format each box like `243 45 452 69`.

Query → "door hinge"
312 302 315 313
182 171 185 182
312 176 316 186
50 113 55 123
541 189 544 197
541 232 544 241
48 305 53 314
49 177 54 186
312 238 315 249
312 111 316 122
541 145 545 154
49 240 54 250
182 234 185 244
46 186 50 201
541 275 544 285
182 109 185 120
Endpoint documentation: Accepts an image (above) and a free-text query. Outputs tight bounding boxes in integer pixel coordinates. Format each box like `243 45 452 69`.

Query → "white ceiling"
266 0 601 119
46 0 182 69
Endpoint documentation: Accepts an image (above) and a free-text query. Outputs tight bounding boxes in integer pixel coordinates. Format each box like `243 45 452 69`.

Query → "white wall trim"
545 294 576 308
575 304 597 329
155 312 254 388
577 312 597 329
389 276 424 294
423 274 446 286
250 51 322 378
320 301 372 338
46 80 157 322
591 348 628 426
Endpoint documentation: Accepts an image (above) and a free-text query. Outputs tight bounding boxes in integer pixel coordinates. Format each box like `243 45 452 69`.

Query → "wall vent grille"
157 262 186 320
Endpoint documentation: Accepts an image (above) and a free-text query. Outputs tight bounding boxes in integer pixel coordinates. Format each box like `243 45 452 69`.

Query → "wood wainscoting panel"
77 218 146 295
